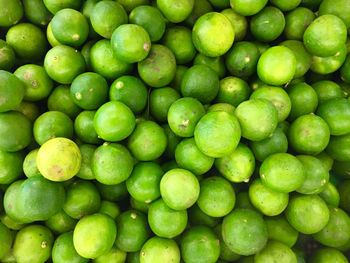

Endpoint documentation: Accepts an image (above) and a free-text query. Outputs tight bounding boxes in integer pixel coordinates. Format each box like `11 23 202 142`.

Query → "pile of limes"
1 0 350 262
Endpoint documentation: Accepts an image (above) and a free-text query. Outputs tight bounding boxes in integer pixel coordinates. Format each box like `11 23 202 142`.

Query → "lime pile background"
1 0 350 262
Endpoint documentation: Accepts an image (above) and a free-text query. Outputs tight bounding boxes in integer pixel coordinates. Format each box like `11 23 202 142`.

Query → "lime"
0 70 25 113
127 120 167 161
46 21 61 47
225 41 260 78
341 54 350 84
221 8 248 41
230 0 268 16
0 0 23 27
192 12 234 57
90 1 127 39
99 201 120 220
312 80 345 103
319 182 340 207
215 143 255 182
265 216 299 247
249 178 289 216
254 241 297 263
285 194 330 234
93 246 127 263
0 222 13 259
303 14 347 57
310 248 348 263
23 148 40 178
284 7 315 40
126 162 164 203
13 225 53 263
171 65 188 91
250 6 285 42
117 0 149 12
3 180 26 223
319 0 350 28
311 44 347 74
326 133 350 162
15 101 40 122
197 176 235 217
194 53 226 78
160 168 200 210
36 137 81 181
51 8 89 47
257 46 296 86
0 40 15 71
33 111 73 145
130 197 150 214
111 24 151 63
138 44 176 88
73 213 117 259
157 0 194 23
207 103 236 114
90 39 132 80
44 45 86 84
45 210 77 234
222 208 268 256
181 64 220 104
92 143 134 185
271 0 301 11
184 0 213 27
194 111 241 157
175 137 214 175
188 204 221 228
52 232 88 263
43 0 82 14
74 111 101 145
115 210 150 252
150 87 180 122
181 226 220 263
129 5 166 42
96 182 128 202
214 224 241 262
288 114 330 155
0 111 32 152
260 153 305 193
140 237 180 263
14 64 53 102
81 40 96 71
148 198 187 238
23 0 52 27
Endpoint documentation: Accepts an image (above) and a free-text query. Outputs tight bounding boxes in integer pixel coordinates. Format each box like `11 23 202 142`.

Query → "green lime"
0 0 23 27
167 97 206 137
45 209 77 234
0 40 15 71
3 180 26 223
74 111 102 145
192 12 234 57
6 23 47 61
171 65 188 91
0 70 25 113
13 225 53 263
157 0 194 23
0 111 32 152
225 41 260 78
127 120 167 161
90 39 132 80
115 210 150 252
129 5 166 42
235 99 278 141
111 24 151 63
14 64 53 102
76 144 96 180
96 182 128 202
254 240 297 263
250 6 285 42
43 0 82 14
14 101 40 122
48 85 82 119
284 7 315 40
195 111 241 157
188 203 221 228
265 216 299 247
52 232 88 263
310 248 348 263
126 162 163 204
148 198 187 238
92 143 134 185
319 182 340 207
0 222 13 260
215 143 255 183
230 0 268 16
313 207 350 247
207 103 236 115
23 0 52 27
222 208 268 256
303 14 347 57
181 226 220 263
194 53 226 78
130 197 150 214
221 8 248 41
138 44 176 88
150 87 180 122
249 178 289 216
33 111 73 145
285 194 330 234
93 246 127 263
280 40 312 78
312 80 345 103
36 137 81 181
296 155 329 194
51 8 88 47
90 1 127 39
99 200 121 220
197 176 235 217
23 148 40 178
73 213 117 259
140 237 180 263
287 82 318 120
311 44 347 74
326 133 350 162
70 72 108 110
214 224 241 262
257 46 296 86
110 75 148 114
160 168 200 210
117 0 149 12
46 21 61 47
175 137 214 175
288 114 330 154
44 45 85 84
271 0 301 11
319 0 350 28
81 40 96 71
94 101 135 142
184 0 213 27
260 153 305 193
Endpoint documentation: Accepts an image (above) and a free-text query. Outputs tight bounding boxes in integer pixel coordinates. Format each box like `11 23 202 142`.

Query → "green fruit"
221 8 248 41
326 133 350 162
270 0 301 11
0 0 23 27
312 80 345 103
23 148 40 178
0 222 13 260
265 216 299 247
0 149 24 184
230 0 268 16
284 7 315 40
319 0 350 28
157 0 194 23
140 237 180 263
217 76 251 107
0 70 25 113
319 182 340 207
23 0 52 27
45 209 77 234
48 85 81 119
99 200 121 220
43 0 82 14
150 87 180 122
310 248 348 263
311 44 347 74
254 241 297 263
96 182 128 202
76 144 96 180
194 53 226 78
93 246 127 263
52 232 88 263
0 40 15 71
74 111 101 145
